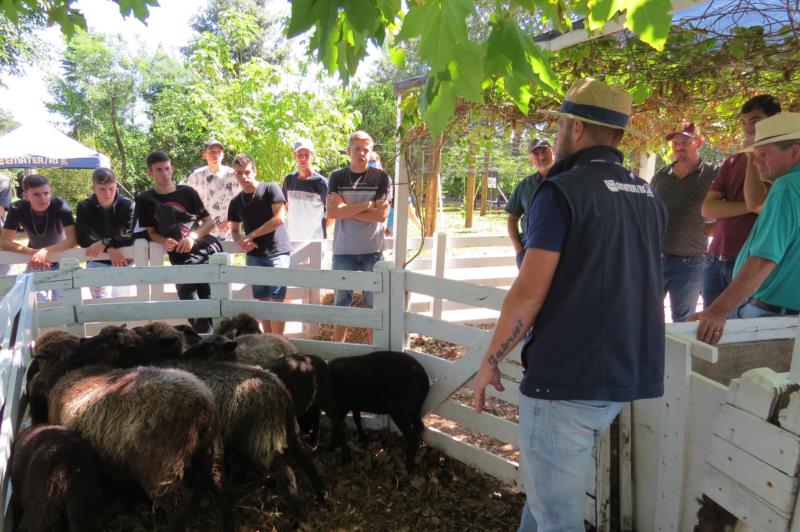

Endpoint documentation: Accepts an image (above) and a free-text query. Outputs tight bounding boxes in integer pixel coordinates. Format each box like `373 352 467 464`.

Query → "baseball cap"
204 139 224 150
665 121 700 141
293 139 315 153
529 139 552 152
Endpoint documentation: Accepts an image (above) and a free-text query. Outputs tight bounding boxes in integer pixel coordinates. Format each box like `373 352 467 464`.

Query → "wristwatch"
102 238 114 252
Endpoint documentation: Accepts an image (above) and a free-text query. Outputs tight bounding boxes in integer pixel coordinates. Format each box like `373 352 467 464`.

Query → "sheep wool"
234 333 298 365
44 365 231 529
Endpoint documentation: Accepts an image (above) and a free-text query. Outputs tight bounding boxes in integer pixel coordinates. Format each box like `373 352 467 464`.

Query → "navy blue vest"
520 146 667 402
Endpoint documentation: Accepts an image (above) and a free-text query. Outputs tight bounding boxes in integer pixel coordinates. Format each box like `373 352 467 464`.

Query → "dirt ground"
103 427 524 531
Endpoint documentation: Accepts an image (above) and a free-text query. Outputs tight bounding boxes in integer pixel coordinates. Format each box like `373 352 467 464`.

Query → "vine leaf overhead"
285 0 681 136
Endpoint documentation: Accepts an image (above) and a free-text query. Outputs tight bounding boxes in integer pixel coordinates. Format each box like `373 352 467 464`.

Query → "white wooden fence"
1 247 794 531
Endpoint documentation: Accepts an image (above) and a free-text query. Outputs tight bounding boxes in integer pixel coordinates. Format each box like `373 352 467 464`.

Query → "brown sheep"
153 359 326 518
28 363 234 532
9 424 103 532
234 333 298 365
214 312 262 338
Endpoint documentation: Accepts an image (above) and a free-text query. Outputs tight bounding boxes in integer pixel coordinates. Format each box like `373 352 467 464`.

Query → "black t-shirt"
227 181 292 257
135 185 209 241
3 198 75 250
135 185 215 266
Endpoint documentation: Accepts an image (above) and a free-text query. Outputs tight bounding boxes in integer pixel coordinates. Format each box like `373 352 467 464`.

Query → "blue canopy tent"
0 123 110 169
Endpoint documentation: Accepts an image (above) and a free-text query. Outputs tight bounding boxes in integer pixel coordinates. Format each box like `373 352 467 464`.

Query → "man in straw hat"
692 112 800 345
473 78 667 531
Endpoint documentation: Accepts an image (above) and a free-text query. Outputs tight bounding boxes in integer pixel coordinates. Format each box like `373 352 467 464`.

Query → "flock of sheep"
9 313 431 531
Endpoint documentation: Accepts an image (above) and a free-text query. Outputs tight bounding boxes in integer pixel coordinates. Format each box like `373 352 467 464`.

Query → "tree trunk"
464 144 476 228
480 150 490 216
423 133 445 237
109 94 127 183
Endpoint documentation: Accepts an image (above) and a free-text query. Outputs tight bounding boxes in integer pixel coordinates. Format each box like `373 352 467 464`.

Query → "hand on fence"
28 248 52 270
688 309 727 345
163 238 179 253
85 241 105 259
107 247 128 267
217 220 231 233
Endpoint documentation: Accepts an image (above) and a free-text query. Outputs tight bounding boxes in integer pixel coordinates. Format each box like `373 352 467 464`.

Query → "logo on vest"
604 179 654 197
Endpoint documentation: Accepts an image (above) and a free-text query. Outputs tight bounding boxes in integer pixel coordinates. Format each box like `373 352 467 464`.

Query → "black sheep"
328 350 430 473
9 425 104 532
262 354 351 462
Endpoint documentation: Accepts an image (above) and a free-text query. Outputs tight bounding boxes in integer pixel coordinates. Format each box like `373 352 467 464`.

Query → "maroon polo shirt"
708 153 758 258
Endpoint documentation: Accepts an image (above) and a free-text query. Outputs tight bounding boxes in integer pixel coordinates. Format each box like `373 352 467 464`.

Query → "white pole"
393 93 410 268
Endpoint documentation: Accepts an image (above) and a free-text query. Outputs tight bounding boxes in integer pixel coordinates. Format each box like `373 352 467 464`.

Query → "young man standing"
76 168 136 298
651 121 716 321
506 139 555 268
228 153 292 335
700 95 781 307
327 131 392 343
135 151 219 333
180 139 237 240
282 139 331 242
1 174 77 272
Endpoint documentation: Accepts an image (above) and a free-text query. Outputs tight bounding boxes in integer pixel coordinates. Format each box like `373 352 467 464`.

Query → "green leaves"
623 0 672 51
485 14 559 113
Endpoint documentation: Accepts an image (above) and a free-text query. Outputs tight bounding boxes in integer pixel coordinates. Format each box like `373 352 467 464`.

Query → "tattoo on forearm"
488 319 525 367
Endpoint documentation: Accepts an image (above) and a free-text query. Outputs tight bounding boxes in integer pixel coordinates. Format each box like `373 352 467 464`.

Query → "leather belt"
749 298 800 316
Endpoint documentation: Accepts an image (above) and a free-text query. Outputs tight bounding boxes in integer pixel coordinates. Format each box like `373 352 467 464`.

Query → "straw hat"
539 78 642 138
743 113 800 151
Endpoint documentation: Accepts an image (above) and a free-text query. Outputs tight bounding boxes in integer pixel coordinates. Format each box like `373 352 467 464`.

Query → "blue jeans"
246 253 290 299
663 255 707 322
28 262 61 302
735 301 799 318
518 395 623 532
86 260 112 299
702 256 735 309
332 252 383 308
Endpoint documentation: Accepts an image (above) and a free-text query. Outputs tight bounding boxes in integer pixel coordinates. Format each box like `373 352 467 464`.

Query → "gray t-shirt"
328 167 392 255
651 160 716 256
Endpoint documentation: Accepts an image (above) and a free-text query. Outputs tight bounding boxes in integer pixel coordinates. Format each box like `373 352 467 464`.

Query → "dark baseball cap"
529 139 552 152
204 139 224 150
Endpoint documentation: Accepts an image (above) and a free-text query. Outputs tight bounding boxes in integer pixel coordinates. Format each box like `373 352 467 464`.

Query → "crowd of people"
505 93 797 331
0 131 391 339
483 79 799 531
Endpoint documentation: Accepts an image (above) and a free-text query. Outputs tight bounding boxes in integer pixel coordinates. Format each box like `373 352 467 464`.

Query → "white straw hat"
743 113 800 151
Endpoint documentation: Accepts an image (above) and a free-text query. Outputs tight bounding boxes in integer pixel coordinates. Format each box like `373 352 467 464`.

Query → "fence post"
432 231 447 319
209 253 232 331
372 260 392 350
302 241 323 338
389 267 407 351
59 258 84 336
132 239 149 301
148 242 166 301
